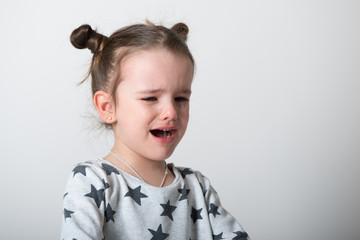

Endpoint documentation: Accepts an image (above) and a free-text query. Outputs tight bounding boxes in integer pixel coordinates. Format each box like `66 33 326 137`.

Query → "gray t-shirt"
61 159 248 239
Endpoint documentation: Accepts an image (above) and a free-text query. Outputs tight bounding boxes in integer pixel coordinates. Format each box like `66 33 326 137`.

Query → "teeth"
163 131 171 138
150 129 173 138
162 129 172 138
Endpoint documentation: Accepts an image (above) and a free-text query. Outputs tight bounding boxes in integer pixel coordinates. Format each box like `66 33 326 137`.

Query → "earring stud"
107 116 112 121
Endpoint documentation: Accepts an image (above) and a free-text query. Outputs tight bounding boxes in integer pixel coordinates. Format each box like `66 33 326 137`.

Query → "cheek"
179 107 190 125
117 102 157 127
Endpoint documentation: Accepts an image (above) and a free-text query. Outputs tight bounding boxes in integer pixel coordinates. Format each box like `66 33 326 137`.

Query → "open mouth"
150 129 176 139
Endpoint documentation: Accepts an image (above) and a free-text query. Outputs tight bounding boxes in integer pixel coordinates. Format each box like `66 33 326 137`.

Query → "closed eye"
175 97 189 102
141 97 157 101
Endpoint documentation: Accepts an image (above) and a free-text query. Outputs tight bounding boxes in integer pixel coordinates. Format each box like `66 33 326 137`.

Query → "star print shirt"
61 159 249 240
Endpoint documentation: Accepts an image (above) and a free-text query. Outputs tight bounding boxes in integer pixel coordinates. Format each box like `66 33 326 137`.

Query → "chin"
149 148 176 161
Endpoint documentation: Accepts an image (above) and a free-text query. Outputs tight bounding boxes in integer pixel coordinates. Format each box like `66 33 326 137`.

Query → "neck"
111 146 166 170
104 147 171 187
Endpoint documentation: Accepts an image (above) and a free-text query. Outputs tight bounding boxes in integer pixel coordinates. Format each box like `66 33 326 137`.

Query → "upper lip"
150 126 177 131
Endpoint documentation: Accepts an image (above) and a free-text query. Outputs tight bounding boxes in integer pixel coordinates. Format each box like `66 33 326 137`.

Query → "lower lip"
151 131 177 143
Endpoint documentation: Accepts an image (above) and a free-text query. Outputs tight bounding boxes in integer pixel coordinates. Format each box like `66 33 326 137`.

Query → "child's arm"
61 164 106 240
198 173 249 239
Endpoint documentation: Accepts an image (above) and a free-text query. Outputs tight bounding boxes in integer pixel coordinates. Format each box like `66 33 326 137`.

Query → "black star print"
179 168 194 178
72 165 88 177
160 200 177 221
102 179 110 189
102 163 120 175
85 184 105 208
63 192 68 199
213 232 224 240
124 186 148 206
64 208 74 220
232 231 248 240
105 203 116 222
178 186 190 201
148 224 169 240
208 203 221 218
191 207 203 223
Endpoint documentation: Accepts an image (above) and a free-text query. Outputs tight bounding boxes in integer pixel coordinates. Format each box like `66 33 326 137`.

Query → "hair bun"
171 23 189 41
70 24 106 53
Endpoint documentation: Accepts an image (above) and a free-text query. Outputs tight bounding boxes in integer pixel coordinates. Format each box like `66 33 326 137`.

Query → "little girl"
61 21 249 240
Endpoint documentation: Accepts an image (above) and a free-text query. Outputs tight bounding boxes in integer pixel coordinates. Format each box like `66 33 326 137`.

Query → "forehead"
119 49 194 90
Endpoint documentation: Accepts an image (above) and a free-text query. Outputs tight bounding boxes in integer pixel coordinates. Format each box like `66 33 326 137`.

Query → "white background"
1 0 359 239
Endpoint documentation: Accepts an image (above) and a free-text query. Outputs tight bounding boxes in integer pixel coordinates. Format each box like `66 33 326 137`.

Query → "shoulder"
173 165 209 181
65 159 121 191
71 159 120 177
173 165 212 193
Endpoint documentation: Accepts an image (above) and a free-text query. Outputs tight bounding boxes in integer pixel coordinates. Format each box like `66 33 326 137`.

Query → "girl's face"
112 49 194 162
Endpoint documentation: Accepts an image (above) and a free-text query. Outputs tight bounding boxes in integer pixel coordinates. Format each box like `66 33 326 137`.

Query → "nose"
159 101 177 121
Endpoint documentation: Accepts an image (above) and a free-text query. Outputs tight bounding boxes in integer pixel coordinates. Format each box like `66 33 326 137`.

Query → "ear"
93 91 116 124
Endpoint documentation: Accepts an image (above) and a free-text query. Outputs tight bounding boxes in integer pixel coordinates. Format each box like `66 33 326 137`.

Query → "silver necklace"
110 151 168 187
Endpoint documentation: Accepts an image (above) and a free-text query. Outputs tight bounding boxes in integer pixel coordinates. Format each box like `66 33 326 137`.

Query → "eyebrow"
136 89 192 94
